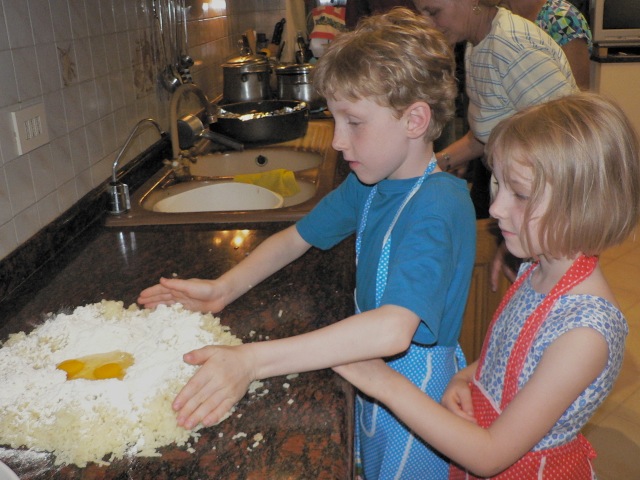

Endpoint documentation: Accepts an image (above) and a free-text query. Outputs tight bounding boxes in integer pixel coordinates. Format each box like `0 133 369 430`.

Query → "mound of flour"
0 300 242 467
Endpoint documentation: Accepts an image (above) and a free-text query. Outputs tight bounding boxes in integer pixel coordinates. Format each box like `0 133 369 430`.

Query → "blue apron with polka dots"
354 158 466 479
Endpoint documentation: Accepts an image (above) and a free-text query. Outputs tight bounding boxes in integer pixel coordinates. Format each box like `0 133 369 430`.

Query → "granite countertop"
0 137 356 478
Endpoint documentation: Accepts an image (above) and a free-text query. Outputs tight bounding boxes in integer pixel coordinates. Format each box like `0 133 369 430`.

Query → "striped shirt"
465 7 578 143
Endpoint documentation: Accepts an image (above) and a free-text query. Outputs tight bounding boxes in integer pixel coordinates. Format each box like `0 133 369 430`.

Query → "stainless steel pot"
221 54 271 103
275 63 325 111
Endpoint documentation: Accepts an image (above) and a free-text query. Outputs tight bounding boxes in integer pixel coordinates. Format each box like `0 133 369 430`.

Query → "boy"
138 8 476 478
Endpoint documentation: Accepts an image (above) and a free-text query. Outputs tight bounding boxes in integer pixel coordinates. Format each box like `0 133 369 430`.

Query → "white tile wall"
0 0 287 260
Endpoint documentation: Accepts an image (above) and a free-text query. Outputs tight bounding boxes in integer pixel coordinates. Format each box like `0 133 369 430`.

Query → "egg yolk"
56 351 134 381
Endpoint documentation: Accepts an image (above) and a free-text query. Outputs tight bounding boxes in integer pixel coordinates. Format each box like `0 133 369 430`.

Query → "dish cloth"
233 169 300 197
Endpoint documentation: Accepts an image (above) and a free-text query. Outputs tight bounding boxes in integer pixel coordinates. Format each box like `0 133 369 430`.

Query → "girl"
333 92 640 478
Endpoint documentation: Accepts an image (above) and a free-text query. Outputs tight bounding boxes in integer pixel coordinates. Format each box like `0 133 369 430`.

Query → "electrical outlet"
11 103 50 155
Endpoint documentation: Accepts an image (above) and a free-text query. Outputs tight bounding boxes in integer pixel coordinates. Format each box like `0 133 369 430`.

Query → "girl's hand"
173 344 256 429
441 374 476 423
137 277 228 313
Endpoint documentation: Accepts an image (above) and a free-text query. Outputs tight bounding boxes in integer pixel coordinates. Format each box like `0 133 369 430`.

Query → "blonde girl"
334 92 640 478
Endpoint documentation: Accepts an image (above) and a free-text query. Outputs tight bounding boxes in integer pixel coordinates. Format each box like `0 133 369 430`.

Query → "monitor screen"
603 1 640 30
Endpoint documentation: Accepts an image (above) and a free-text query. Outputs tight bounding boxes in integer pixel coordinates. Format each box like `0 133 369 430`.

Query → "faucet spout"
170 83 215 160
109 118 165 215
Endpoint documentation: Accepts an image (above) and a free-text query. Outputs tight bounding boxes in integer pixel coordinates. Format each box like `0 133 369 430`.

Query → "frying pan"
212 100 309 145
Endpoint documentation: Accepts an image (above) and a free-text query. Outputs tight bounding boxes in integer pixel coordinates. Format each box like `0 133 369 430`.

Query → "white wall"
0 0 287 260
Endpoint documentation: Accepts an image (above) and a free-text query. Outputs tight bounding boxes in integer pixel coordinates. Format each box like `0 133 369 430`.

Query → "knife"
271 18 286 46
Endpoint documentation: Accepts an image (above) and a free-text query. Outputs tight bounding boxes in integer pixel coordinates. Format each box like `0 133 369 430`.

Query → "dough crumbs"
0 301 242 468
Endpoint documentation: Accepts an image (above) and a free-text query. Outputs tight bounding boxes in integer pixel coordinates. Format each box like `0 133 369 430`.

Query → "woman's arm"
561 38 591 91
335 327 608 477
138 225 311 312
436 130 486 172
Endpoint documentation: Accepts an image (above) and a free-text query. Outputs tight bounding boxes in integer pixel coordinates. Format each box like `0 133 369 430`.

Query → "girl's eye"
514 192 530 201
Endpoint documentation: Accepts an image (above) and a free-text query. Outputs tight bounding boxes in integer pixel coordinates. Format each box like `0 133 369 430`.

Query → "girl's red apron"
449 255 598 479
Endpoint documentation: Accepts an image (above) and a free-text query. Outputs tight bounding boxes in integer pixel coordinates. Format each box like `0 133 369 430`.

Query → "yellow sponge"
233 169 300 197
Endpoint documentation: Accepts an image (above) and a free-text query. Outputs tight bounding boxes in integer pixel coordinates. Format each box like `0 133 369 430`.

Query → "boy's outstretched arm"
137 225 312 312
173 304 421 429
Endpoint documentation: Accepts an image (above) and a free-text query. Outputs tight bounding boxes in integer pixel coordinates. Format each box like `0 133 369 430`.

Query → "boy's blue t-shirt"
296 171 476 346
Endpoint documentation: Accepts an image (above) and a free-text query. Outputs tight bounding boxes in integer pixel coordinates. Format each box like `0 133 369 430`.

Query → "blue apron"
354 157 466 479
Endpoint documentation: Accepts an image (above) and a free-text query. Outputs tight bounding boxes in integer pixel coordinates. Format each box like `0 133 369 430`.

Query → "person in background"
414 0 579 220
501 0 592 90
491 0 592 291
346 0 417 28
138 9 476 479
333 92 640 478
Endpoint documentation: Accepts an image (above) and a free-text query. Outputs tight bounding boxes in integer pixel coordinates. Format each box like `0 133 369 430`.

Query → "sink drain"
255 154 269 167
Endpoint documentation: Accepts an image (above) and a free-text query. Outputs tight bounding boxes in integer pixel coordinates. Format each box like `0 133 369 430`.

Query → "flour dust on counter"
0 300 244 468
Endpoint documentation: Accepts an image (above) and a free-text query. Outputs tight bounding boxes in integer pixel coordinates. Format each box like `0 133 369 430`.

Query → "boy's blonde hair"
486 92 640 257
313 7 457 142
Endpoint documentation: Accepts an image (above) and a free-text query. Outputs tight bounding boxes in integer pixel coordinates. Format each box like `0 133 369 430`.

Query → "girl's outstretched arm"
334 327 608 477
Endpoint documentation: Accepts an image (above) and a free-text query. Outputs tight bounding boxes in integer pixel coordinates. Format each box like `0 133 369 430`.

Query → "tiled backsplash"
0 0 286 260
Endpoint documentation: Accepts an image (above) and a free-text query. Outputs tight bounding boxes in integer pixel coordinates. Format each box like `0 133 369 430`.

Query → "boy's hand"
173 344 256 429
137 277 227 313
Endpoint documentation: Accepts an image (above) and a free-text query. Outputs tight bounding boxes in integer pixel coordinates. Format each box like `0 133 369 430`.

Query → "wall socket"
11 103 50 156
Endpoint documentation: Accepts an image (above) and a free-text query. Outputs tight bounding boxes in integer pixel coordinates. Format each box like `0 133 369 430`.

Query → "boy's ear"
405 102 432 139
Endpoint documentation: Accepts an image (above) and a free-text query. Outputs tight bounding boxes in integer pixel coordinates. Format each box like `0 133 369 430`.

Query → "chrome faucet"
170 83 216 160
108 118 165 215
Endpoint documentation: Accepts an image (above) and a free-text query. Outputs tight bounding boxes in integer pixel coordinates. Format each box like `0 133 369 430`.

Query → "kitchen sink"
149 181 285 213
105 120 338 226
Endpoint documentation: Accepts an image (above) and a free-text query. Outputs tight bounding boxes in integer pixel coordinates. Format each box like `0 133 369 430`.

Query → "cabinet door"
459 218 512 362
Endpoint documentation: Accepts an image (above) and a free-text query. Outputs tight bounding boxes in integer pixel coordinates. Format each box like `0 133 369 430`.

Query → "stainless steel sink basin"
149 182 285 212
105 120 338 226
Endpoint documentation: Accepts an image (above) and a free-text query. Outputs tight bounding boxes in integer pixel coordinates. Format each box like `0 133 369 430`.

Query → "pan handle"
201 131 244 151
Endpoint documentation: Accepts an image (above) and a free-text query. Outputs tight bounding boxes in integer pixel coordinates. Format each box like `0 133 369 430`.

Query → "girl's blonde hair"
486 92 640 257
313 7 457 142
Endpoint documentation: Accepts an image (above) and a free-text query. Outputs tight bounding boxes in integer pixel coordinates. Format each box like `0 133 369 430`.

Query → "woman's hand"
490 241 518 292
173 344 256 429
137 277 228 313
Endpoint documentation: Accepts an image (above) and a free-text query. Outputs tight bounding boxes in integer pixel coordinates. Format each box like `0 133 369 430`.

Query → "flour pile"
0 301 242 467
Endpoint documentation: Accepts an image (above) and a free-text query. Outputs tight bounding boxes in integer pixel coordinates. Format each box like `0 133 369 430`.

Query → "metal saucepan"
221 54 272 103
177 114 244 151
212 100 309 145
275 63 325 111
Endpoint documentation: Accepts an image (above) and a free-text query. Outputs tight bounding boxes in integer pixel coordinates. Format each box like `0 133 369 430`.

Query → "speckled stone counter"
0 124 356 479
0 221 356 479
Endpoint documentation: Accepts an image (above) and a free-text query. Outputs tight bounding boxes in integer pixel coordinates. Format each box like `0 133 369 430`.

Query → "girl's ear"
405 102 432 139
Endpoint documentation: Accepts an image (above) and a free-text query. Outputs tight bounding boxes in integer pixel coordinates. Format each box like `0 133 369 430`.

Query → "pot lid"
222 54 269 68
275 63 314 75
